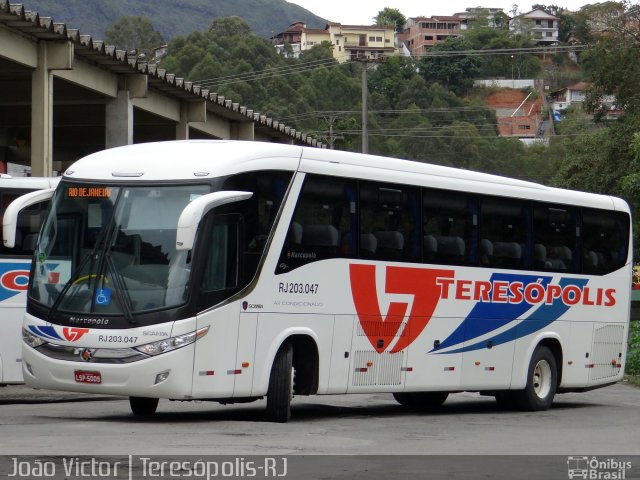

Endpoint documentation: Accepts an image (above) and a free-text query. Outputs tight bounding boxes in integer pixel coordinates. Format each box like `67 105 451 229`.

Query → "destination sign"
66 186 113 199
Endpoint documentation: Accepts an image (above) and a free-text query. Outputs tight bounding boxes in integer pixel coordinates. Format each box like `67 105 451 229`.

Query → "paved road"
1 381 639 456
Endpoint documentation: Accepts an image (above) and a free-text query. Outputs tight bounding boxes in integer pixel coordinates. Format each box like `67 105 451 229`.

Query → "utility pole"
320 113 343 149
361 60 369 154
355 54 384 154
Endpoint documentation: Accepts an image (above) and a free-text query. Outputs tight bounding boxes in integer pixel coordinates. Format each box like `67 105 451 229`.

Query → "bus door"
192 213 246 398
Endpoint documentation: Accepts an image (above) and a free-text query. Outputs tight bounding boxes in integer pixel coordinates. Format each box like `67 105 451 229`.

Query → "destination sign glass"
65 186 114 199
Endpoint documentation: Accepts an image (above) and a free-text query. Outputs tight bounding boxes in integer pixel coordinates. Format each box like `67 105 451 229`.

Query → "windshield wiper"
47 222 112 321
101 252 137 324
47 202 118 322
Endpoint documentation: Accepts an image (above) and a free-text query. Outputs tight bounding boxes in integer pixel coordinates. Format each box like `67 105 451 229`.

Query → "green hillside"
19 0 327 40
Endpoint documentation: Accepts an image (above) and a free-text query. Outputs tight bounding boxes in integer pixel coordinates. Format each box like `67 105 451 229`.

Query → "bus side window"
423 189 475 266
533 205 577 273
480 199 528 270
222 170 293 284
359 181 419 263
276 174 355 273
581 209 629 275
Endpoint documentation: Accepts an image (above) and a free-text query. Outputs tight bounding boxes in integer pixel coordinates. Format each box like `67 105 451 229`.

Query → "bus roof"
63 140 627 213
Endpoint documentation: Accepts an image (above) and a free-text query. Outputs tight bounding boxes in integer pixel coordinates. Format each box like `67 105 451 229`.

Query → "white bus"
0 175 59 384
7 141 632 421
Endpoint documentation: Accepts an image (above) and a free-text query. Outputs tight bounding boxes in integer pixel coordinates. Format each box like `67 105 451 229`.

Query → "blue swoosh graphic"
438 277 589 354
435 273 552 351
28 325 62 340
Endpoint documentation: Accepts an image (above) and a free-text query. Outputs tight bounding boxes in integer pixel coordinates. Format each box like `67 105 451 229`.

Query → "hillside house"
509 9 559 45
550 82 621 119
402 16 462 56
272 22 396 63
486 89 543 140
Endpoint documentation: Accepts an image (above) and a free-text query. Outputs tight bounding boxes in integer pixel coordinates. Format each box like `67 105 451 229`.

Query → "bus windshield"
30 182 210 317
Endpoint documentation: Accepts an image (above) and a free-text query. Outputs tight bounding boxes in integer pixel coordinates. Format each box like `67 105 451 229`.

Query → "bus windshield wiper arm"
47 204 118 322
102 252 136 324
47 221 112 321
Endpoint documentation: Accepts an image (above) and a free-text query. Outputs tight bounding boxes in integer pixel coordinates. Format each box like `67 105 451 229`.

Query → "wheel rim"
533 359 552 399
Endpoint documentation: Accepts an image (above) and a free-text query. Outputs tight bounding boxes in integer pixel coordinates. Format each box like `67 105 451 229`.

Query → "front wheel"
266 343 293 423
129 396 159 417
514 345 557 411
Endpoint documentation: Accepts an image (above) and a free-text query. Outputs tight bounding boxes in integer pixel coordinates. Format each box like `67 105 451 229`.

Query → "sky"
287 1 590 24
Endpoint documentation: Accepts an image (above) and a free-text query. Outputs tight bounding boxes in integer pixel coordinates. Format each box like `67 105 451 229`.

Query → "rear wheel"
129 397 159 417
514 345 557 411
266 343 293 423
393 392 448 410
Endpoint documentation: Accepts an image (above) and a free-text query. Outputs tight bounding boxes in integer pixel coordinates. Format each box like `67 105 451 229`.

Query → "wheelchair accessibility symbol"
96 288 111 306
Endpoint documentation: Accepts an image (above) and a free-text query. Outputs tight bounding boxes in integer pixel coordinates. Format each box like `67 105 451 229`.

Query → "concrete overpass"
0 1 323 176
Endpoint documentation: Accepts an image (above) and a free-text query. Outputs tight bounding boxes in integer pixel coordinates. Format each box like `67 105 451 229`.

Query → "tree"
105 16 164 58
418 37 480 96
581 2 640 116
368 56 416 108
209 16 253 38
463 27 542 78
374 8 406 32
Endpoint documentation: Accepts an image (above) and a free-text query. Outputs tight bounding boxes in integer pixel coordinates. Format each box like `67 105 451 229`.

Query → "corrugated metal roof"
0 0 324 147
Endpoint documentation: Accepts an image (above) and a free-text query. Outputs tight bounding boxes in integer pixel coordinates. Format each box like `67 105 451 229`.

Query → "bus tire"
129 396 159 417
393 392 448 410
266 343 293 423
514 345 557 411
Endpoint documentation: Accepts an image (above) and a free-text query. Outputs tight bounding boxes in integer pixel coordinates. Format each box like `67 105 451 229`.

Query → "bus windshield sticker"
95 288 111 306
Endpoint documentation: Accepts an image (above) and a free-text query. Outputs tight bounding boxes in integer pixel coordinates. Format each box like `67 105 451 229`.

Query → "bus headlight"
22 328 46 348
134 326 209 356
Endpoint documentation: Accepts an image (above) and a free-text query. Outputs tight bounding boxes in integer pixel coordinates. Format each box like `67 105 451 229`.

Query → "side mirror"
176 191 252 251
2 188 56 248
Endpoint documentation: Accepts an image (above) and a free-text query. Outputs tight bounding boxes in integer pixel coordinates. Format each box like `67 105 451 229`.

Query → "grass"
623 375 640 388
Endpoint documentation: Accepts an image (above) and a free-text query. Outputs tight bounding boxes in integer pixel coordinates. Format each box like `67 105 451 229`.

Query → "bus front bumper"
22 342 195 399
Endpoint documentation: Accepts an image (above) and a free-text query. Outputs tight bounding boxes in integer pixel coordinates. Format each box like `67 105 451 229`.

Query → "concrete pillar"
231 121 254 141
176 101 206 140
30 41 73 176
30 44 54 177
105 90 133 148
176 103 189 140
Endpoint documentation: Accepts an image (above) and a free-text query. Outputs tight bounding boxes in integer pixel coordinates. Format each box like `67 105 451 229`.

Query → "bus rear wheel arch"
514 344 559 411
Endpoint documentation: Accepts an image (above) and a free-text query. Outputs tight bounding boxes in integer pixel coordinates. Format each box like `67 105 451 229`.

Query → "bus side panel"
588 321 627 386
192 303 241 398
561 320 594 388
326 314 354 394
0 260 31 384
404 316 462 391
461 318 518 390
346 313 407 394
234 312 258 397
0 296 28 383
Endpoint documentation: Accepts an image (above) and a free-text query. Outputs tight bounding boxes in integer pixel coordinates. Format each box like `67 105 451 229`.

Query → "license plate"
74 370 102 384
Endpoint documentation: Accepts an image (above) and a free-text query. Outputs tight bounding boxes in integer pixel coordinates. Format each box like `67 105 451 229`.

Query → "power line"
195 58 351 89
189 45 588 89
412 44 589 58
